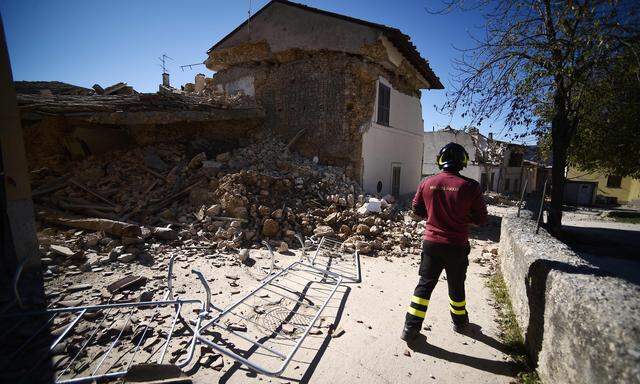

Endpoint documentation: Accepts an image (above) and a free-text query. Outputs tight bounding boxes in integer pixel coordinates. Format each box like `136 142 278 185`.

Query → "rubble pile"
33 133 423 274
483 191 520 206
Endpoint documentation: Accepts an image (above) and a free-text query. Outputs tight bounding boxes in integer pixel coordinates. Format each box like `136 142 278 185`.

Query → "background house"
423 127 547 195
205 0 443 198
566 168 640 206
422 126 485 182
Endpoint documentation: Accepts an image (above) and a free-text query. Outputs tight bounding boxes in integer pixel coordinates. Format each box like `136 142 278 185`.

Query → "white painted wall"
422 130 481 181
361 77 424 197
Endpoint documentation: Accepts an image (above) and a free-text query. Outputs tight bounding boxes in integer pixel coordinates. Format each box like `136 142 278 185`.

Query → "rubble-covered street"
30 187 516 382
7 0 638 383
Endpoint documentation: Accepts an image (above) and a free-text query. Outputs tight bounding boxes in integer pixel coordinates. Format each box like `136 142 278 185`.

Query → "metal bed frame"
1 256 205 384
302 235 361 283
3 235 361 381
194 261 343 377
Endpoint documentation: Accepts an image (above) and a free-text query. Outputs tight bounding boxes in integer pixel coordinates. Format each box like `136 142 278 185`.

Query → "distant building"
422 126 486 182
565 168 640 206
422 127 549 195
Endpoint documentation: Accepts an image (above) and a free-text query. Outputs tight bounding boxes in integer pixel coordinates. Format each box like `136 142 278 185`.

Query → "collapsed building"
201 0 443 198
17 81 262 173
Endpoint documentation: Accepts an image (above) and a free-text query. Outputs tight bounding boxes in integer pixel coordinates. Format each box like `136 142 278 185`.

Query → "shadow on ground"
407 325 515 377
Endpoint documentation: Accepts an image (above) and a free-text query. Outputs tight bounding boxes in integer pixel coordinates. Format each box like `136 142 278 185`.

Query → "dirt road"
34 207 515 383
189 208 515 383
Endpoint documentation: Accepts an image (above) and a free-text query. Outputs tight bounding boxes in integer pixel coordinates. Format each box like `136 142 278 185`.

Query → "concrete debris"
66 284 92 293
238 248 250 262
103 82 136 96
277 241 289 253
50 244 77 257
329 325 345 338
282 324 297 335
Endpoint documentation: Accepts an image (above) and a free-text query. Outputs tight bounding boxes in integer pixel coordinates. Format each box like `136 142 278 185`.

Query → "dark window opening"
490 173 495 191
480 173 488 191
391 165 401 198
505 178 511 192
606 175 622 188
377 83 390 126
508 152 523 167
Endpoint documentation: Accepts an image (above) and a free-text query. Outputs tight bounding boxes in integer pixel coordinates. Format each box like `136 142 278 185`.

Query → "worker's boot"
452 320 469 334
400 326 420 342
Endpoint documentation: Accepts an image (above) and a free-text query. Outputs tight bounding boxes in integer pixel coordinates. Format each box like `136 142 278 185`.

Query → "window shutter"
377 83 390 126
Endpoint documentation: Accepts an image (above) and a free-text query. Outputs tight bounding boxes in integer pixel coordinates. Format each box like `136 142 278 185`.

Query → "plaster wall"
362 77 423 196
216 2 381 58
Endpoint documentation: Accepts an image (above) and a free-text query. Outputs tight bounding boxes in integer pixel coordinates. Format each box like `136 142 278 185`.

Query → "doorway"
391 163 401 198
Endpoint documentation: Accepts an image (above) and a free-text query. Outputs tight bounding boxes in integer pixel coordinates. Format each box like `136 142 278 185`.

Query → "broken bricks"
107 275 148 294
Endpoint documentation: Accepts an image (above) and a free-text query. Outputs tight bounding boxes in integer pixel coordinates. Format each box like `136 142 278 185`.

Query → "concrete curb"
498 215 640 384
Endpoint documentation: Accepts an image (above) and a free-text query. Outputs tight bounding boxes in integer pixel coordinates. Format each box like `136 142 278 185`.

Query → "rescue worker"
401 142 488 342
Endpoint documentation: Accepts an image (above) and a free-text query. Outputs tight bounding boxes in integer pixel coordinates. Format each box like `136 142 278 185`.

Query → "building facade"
205 0 443 197
566 168 640 206
422 127 543 195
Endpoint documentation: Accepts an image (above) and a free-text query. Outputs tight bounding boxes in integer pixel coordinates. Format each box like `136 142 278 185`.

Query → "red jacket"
412 171 488 246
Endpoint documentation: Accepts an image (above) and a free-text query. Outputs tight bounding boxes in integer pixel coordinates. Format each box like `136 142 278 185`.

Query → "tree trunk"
549 110 569 233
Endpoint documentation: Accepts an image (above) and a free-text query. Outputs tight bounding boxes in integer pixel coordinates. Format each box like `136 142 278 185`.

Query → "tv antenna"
247 0 252 39
180 62 205 71
158 53 173 73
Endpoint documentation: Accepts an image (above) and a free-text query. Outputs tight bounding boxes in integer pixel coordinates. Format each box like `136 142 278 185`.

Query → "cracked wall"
211 48 422 182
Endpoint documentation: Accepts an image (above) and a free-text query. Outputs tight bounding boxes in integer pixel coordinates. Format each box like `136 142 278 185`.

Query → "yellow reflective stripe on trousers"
407 307 426 318
411 296 429 306
449 299 466 307
450 307 466 315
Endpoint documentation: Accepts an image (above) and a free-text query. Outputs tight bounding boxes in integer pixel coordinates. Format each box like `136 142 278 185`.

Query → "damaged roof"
208 0 443 89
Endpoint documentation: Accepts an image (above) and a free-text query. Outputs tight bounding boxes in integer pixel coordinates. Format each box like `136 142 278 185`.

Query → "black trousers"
405 240 471 329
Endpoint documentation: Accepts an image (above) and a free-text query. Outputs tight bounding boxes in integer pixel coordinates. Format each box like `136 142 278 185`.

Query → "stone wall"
21 109 264 173
498 215 640 384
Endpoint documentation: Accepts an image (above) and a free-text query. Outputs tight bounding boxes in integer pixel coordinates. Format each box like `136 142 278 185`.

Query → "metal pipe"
166 255 176 300
262 240 276 277
196 272 342 376
157 302 182 364
221 325 288 359
92 310 135 375
50 309 86 349
252 286 318 309
58 308 113 381
175 301 204 368
199 262 300 332
191 269 211 310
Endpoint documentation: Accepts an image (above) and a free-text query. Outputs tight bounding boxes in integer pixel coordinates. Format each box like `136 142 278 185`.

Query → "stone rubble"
33 132 425 280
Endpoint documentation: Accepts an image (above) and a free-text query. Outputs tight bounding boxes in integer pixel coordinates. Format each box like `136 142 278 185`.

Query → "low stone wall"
498 216 640 384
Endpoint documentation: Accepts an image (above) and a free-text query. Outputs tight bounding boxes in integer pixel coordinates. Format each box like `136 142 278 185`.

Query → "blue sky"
1 0 532 142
